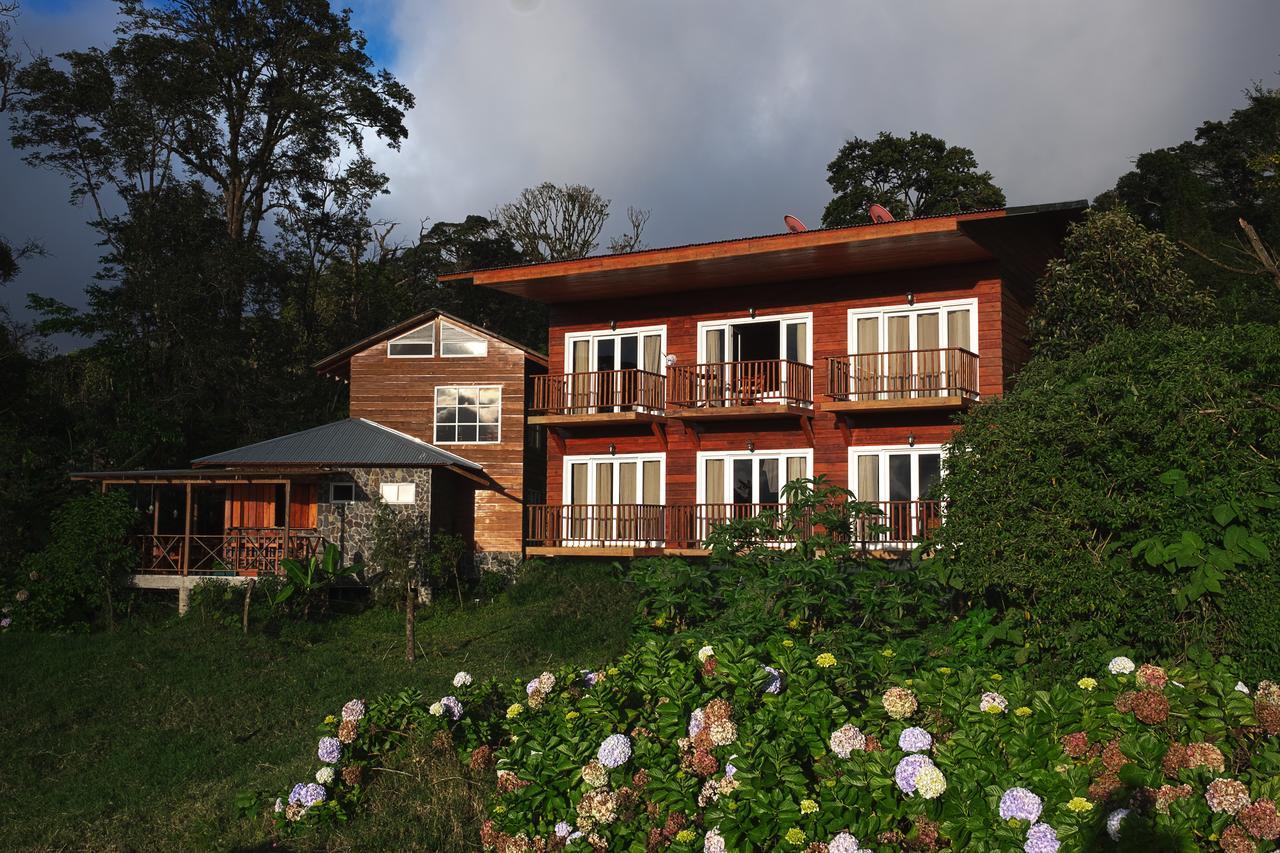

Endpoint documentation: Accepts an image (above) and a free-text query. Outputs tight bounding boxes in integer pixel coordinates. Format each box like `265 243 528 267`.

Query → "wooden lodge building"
75 201 1084 596
441 200 1085 557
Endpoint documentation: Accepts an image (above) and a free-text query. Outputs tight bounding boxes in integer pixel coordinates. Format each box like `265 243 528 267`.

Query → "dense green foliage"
822 130 1006 226
6 489 137 630
0 560 634 850
1029 208 1216 359
1098 81 1280 323
928 324 1280 679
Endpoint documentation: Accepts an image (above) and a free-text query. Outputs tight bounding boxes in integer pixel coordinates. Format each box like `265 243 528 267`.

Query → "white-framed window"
563 325 667 375
696 311 812 366
329 481 356 503
434 385 502 444
841 298 979 400
380 482 416 505
696 448 813 506
387 322 435 358
561 452 666 546
846 298 977 356
847 444 946 546
440 321 488 358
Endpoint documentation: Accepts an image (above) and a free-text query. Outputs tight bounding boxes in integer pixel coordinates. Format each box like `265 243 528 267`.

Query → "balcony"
826 347 978 413
529 369 666 426
666 359 813 420
525 499 939 556
132 528 330 577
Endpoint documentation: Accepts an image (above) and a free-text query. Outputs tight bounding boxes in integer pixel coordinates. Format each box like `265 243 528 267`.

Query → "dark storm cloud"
4 0 1280 334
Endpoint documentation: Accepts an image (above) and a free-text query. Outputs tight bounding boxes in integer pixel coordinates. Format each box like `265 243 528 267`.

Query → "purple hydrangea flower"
597 733 632 768
526 676 540 696
317 736 342 764
1024 823 1059 853
288 783 307 805
0 617 11 629
894 754 935 794
1106 809 1129 842
762 665 783 695
440 695 463 721
689 707 706 738
300 783 326 807
1000 787 1044 822
898 726 932 753
725 761 737 779
581 669 599 687
341 699 365 722
554 821 572 838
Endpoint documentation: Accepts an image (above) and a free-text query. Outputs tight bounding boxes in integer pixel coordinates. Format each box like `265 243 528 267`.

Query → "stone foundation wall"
315 467 432 565
474 550 522 576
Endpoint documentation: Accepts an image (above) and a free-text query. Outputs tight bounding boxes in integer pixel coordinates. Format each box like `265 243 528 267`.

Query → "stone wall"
315 467 433 565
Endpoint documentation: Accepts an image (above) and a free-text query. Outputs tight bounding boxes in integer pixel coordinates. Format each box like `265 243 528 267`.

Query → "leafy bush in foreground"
272 632 1280 852
930 323 1280 678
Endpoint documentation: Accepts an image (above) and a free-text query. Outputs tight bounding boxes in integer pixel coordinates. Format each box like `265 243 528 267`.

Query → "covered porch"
72 469 334 578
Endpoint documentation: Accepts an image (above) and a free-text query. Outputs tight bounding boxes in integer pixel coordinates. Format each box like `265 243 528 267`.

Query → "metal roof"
190 418 483 470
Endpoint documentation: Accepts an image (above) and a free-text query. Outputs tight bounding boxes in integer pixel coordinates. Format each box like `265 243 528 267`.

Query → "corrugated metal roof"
191 418 483 470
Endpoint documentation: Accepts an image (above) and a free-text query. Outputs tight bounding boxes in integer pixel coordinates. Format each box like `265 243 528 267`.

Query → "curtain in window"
887 315 910 398
594 463 613 540
917 312 940 395
947 308 973 393
855 317 880 399
571 339 592 412
569 463 588 539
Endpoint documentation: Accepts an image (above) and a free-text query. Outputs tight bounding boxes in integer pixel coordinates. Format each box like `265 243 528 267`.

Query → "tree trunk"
404 579 416 663
242 578 256 635
102 577 115 631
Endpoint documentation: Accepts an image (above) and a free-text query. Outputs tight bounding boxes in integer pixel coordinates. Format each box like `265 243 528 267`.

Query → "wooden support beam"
181 482 193 577
649 421 668 451
685 421 701 451
282 479 291 575
837 414 851 445
549 427 566 455
799 415 815 448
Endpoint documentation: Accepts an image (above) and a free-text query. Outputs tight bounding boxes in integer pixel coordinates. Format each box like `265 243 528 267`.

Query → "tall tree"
821 131 1006 226
1097 81 1280 321
12 0 413 245
493 182 650 261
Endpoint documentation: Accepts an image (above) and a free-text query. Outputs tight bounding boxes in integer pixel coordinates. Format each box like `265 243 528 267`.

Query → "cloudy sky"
3 0 1279 334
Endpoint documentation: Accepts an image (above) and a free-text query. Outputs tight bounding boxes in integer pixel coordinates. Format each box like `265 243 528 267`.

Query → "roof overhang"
440 202 1086 303
70 469 336 484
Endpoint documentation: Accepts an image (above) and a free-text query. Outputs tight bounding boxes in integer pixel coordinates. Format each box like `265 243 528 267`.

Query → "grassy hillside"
0 563 632 851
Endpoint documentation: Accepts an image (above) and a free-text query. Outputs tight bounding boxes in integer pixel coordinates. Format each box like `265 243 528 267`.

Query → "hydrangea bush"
273 638 1280 851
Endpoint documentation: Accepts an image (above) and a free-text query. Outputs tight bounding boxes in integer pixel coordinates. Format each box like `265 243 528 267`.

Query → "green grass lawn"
0 562 633 851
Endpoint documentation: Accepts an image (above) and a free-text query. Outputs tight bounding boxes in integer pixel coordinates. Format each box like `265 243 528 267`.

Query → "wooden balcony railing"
827 347 978 401
527 503 667 547
133 528 328 576
531 369 666 416
526 500 939 551
667 360 813 408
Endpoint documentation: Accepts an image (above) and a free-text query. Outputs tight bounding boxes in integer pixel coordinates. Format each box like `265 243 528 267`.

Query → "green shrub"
7 490 137 631
928 323 1280 678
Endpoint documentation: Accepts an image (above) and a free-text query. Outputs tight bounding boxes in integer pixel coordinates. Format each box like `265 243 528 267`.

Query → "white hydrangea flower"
1106 808 1130 842
453 671 473 688
429 701 444 716
697 645 715 663
315 766 335 785
1108 656 1135 675
1235 681 1250 694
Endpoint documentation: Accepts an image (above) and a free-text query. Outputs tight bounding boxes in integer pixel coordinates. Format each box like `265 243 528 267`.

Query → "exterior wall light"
608 442 617 456
746 439 755 452
609 320 617 331
748 307 757 319
906 292 915 306
907 433 917 447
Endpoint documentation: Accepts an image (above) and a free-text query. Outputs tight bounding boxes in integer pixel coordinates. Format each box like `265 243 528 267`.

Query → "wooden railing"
527 504 667 547
827 347 978 401
531 369 666 415
526 500 939 551
133 528 328 576
668 360 813 408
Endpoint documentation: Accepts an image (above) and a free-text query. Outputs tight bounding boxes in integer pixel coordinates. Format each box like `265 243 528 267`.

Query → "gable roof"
191 418 483 470
313 308 548 378
438 201 1087 303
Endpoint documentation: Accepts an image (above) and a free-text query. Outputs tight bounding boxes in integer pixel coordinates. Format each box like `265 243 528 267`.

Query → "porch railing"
667 360 813 408
531 369 665 415
827 347 978 401
133 528 329 576
526 499 939 551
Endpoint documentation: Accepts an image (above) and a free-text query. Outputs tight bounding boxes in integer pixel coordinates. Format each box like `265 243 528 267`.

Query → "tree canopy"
493 182 650 261
821 130 1006 226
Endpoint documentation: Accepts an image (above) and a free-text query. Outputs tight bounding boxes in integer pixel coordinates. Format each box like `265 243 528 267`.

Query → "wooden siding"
545 261 1022 503
346 330 535 556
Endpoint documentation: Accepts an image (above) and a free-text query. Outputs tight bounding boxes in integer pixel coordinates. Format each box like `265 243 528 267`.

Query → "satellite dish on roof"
783 214 808 233
868 204 895 223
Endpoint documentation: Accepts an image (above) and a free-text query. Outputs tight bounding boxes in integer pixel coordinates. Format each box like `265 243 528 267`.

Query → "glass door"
851 448 944 545
702 453 808 538
566 457 662 544
572 330 663 412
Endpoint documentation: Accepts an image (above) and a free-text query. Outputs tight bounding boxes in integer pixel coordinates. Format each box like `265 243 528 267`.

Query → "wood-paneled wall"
545 261 1023 503
346 331 539 556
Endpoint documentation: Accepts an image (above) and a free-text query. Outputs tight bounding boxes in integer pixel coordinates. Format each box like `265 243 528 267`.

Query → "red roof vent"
783 214 808 233
868 203 895 223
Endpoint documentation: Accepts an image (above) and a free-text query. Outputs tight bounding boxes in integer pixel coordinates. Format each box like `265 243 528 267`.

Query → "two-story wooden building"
440 201 1085 557
73 310 547 597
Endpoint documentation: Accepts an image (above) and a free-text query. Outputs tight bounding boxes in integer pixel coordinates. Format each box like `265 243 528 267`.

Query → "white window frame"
846 297 978 355
329 481 356 503
561 452 667 506
433 384 503 445
847 443 948 548
695 311 813 366
562 324 667 373
695 448 814 505
439 320 489 358
386 320 436 358
380 482 416 505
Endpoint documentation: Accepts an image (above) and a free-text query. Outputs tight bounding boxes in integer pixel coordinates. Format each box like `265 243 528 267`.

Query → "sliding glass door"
565 455 664 544
850 446 944 545
700 451 810 539
848 300 975 399
568 328 664 412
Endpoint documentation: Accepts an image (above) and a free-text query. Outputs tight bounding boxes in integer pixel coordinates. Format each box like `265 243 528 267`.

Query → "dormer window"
387 323 435 357
440 321 488 357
